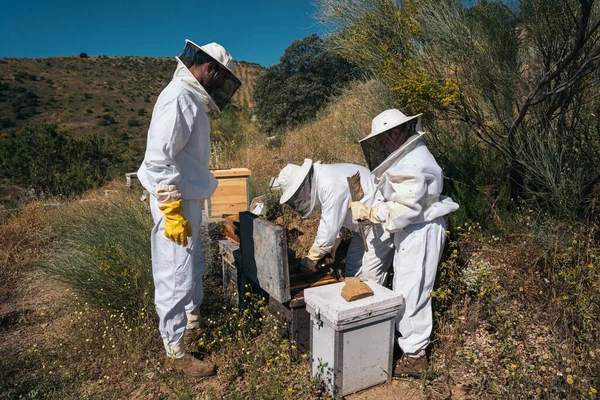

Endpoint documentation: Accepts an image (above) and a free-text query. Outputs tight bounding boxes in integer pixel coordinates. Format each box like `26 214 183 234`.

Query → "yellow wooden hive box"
205 168 252 219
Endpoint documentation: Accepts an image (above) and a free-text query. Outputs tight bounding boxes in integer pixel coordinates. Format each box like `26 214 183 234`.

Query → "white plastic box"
304 281 404 398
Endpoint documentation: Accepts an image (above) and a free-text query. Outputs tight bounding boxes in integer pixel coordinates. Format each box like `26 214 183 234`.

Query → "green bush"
0 124 122 198
99 113 117 126
46 197 154 314
13 71 37 83
127 118 142 127
10 87 38 119
317 0 600 221
0 117 15 128
254 34 362 132
433 127 510 230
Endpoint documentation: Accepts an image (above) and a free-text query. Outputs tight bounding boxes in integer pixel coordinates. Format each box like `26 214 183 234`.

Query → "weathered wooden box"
219 211 338 352
218 238 243 306
205 168 251 219
125 172 140 188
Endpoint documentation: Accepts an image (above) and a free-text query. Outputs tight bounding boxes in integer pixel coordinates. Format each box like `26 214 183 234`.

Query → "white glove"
349 201 382 224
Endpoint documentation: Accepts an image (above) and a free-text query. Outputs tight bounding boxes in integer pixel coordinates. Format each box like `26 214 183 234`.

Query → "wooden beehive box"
205 168 251 219
217 212 338 352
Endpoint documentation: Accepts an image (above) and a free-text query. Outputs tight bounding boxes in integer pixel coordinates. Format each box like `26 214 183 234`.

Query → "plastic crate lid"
304 280 404 325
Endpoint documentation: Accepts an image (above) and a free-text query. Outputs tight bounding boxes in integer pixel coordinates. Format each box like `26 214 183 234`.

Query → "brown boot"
184 327 203 348
393 354 428 378
163 354 216 379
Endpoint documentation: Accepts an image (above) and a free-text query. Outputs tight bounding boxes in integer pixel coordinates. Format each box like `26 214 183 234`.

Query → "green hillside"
0 56 264 154
0 56 264 206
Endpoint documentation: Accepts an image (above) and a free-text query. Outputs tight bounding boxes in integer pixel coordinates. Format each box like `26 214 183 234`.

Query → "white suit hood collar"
372 131 425 179
173 58 219 113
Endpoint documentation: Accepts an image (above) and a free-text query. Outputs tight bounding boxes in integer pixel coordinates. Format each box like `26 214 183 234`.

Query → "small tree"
254 34 361 132
79 52 88 58
317 0 600 220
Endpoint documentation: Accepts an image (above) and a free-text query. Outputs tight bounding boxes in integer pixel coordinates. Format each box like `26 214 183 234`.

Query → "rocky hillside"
0 56 264 141
0 56 264 207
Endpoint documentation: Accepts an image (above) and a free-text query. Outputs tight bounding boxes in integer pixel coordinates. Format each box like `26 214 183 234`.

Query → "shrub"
0 124 122 198
317 0 600 219
0 117 15 128
11 88 38 119
99 113 117 126
127 118 142 127
13 71 37 83
254 34 362 132
46 197 154 313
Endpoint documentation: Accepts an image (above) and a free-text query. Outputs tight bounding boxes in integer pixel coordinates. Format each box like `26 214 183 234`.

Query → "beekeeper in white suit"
278 160 394 277
349 109 459 378
137 39 241 378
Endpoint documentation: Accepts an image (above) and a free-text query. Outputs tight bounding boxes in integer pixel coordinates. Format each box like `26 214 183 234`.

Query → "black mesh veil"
360 136 392 172
285 167 315 218
360 120 418 171
178 41 242 111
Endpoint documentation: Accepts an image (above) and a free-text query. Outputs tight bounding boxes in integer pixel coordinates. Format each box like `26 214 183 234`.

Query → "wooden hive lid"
211 168 252 178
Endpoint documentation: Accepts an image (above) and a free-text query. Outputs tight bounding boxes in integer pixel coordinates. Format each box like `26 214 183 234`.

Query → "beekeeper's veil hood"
177 39 242 112
360 109 423 173
278 159 319 218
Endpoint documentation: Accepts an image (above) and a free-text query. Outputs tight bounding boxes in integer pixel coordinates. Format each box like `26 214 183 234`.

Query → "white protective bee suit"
352 109 459 356
278 160 394 275
137 41 241 358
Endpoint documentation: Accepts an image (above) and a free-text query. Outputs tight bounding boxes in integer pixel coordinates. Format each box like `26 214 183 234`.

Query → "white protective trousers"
393 217 446 354
369 136 459 354
150 196 205 352
350 224 394 285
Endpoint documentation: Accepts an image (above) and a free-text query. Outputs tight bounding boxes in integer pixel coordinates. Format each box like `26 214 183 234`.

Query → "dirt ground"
0 247 440 399
0 247 426 400
346 380 424 399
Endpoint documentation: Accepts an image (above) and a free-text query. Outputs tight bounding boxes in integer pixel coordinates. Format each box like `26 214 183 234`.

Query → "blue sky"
0 1 323 67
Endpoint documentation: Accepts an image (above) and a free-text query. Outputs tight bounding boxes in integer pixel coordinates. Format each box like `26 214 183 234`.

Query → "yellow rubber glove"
159 199 193 246
349 201 382 224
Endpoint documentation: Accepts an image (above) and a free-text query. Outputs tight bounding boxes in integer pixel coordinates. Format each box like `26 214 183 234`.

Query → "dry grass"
4 71 599 399
233 80 394 187
427 218 600 399
0 201 54 306
0 183 325 399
